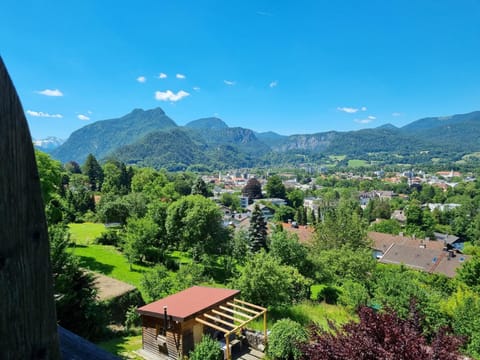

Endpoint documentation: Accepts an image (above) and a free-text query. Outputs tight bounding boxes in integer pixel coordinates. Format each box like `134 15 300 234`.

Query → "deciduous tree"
166 195 227 259
301 306 464 360
232 251 311 307
265 175 286 199
242 177 262 202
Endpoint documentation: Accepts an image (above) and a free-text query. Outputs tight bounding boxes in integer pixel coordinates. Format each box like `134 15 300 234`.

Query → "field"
68 222 151 300
72 244 150 289
69 222 107 245
329 155 346 161
347 159 368 168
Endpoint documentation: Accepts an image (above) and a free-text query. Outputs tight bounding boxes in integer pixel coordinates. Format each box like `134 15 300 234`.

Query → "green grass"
329 155 346 161
69 222 106 245
249 301 354 332
71 244 151 289
347 159 368 168
97 334 143 359
169 250 193 265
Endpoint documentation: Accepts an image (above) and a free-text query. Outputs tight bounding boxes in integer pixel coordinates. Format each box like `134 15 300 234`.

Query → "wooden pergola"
195 298 267 360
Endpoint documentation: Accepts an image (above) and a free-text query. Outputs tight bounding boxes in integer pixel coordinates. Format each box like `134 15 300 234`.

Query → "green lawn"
347 159 368 168
249 301 354 332
71 244 151 289
97 334 143 359
69 222 106 245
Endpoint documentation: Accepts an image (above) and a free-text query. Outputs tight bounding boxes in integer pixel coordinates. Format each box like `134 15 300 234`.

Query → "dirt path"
93 273 136 301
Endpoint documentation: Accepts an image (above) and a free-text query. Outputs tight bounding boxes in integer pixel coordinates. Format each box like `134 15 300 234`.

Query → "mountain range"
33 136 65 151
49 108 480 170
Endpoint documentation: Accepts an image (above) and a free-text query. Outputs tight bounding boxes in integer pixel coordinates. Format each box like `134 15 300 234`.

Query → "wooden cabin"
137 286 267 360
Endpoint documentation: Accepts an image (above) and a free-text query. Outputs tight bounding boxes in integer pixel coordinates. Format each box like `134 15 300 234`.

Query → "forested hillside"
51 108 480 169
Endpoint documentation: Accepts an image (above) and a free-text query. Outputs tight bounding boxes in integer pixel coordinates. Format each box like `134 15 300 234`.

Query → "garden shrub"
267 318 308 360
189 334 223 360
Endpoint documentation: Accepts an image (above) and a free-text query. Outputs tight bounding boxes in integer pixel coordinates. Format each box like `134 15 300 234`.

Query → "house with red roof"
137 286 266 360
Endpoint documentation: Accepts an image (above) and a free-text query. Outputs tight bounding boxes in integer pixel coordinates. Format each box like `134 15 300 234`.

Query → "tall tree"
191 176 209 197
232 251 311 307
102 160 130 195
287 188 305 208
64 160 82 174
166 195 227 259
82 153 103 191
265 175 286 199
124 216 163 264
314 200 368 250
242 177 262 202
249 204 268 252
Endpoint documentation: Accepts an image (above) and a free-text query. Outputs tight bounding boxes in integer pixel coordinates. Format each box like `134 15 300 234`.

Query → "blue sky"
2 0 480 139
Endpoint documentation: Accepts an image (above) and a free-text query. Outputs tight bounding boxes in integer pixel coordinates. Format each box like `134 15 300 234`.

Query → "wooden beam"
219 305 253 320
211 309 244 323
195 317 230 334
203 313 236 329
234 298 267 311
227 301 259 315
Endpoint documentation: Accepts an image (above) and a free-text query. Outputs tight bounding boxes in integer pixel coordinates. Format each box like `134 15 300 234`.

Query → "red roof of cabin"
137 286 240 322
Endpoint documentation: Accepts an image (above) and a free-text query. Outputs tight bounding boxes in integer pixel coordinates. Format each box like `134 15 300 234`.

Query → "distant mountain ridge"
185 117 228 129
50 108 480 169
33 136 64 151
51 108 176 163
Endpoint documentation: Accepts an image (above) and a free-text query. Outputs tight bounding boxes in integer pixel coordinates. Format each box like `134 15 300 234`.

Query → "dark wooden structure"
0 57 61 359
138 286 267 360
0 57 119 360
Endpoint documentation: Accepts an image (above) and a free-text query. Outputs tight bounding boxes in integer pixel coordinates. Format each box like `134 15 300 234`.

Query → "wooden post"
263 310 268 345
225 334 230 360
0 57 61 359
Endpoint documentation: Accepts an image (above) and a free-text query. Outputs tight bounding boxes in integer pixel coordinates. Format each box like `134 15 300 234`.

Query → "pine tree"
302 206 308 226
249 204 268 252
309 208 317 225
82 153 103 191
295 206 304 225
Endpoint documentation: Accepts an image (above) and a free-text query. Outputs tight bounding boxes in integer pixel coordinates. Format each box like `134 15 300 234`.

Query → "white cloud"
36 89 63 97
157 73 168 79
137 76 146 83
176 73 186 79
26 110 63 118
337 106 359 114
355 117 375 124
193 86 201 91
256 11 273 16
87 110 93 114
154 90 190 102
269 80 278 88
77 114 90 121
224 80 236 86
392 112 401 117
361 106 367 111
